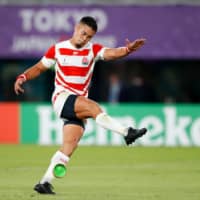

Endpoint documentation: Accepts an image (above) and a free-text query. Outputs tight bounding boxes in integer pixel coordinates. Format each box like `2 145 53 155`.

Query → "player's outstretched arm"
14 61 48 95
103 38 146 61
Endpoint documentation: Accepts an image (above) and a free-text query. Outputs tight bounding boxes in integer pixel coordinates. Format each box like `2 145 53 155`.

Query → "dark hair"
80 16 98 32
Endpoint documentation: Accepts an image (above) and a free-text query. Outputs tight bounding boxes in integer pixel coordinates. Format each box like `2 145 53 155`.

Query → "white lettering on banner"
19 9 34 32
19 8 108 32
191 118 200 146
54 11 71 32
96 125 109 145
11 35 117 53
34 10 54 32
92 35 117 47
12 36 57 52
37 106 62 145
139 116 163 146
35 105 200 146
164 107 192 146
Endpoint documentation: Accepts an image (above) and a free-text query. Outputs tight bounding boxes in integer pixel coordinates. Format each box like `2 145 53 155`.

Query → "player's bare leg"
60 124 84 157
75 96 147 144
34 124 84 194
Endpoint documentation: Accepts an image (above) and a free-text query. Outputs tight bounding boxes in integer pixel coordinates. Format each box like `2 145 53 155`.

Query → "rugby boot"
124 127 147 145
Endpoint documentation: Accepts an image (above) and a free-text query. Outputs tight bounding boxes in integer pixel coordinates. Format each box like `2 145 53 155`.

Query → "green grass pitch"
0 145 199 200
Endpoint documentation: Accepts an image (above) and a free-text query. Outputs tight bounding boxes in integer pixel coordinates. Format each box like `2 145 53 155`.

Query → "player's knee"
76 96 102 117
87 101 102 117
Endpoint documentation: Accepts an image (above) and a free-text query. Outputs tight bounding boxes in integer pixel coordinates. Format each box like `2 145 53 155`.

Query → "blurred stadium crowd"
1 0 200 104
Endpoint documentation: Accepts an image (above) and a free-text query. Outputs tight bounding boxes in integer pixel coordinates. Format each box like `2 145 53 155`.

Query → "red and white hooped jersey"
41 40 106 99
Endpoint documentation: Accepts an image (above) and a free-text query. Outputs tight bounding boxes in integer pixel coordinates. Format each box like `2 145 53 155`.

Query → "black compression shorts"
60 94 85 129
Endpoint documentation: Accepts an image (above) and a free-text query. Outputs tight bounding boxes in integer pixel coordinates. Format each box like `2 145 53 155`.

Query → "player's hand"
125 38 146 53
14 77 26 95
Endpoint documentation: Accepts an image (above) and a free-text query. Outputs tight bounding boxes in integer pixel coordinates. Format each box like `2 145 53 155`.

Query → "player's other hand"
14 78 26 95
126 38 146 53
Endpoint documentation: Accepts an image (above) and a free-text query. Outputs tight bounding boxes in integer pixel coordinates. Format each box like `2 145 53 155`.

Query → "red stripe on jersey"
55 79 81 95
92 44 103 57
57 59 93 76
55 79 89 96
58 65 90 76
56 71 92 91
59 48 90 56
45 45 55 59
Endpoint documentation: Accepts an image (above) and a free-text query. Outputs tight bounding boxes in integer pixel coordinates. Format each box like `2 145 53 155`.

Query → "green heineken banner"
20 103 200 146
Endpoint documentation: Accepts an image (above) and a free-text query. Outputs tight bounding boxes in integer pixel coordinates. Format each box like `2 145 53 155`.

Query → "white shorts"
52 90 71 118
52 90 85 128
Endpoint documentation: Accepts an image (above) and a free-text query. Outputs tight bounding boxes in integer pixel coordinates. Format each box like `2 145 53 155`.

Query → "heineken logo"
28 105 200 146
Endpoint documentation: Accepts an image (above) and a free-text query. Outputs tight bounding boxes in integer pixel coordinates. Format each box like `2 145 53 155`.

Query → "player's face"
73 23 96 48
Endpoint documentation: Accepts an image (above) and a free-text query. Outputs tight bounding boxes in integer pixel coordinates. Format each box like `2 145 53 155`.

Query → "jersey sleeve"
92 43 107 61
41 45 56 68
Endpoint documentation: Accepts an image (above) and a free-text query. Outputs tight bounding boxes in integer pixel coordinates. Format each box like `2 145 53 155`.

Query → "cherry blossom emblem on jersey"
82 57 89 65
